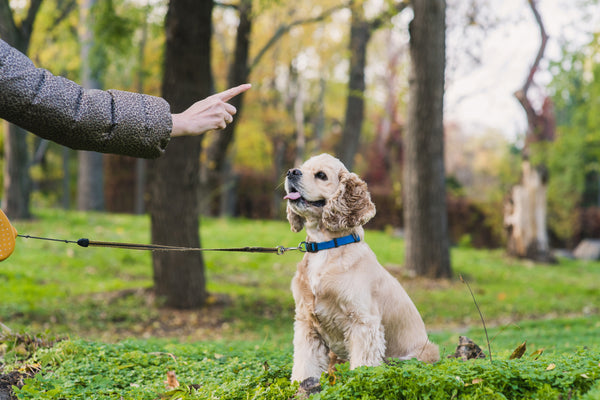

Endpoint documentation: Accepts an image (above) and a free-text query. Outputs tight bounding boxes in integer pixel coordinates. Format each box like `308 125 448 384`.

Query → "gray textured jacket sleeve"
0 39 172 158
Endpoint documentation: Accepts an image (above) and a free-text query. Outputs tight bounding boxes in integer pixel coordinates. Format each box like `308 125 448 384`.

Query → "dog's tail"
416 339 440 364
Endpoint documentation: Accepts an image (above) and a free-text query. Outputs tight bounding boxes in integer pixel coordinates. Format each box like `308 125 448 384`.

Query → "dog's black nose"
287 168 302 178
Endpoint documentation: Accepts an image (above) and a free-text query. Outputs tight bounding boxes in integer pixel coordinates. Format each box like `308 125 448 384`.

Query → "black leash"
17 234 302 255
16 232 361 255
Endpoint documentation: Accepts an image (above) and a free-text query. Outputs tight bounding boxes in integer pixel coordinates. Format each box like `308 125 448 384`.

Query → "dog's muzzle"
284 169 325 207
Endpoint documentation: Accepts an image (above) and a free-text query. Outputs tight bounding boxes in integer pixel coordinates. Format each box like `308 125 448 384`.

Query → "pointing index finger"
217 83 252 102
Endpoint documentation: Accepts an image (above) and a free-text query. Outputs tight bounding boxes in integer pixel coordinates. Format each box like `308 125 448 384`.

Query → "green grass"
4 208 599 341
1 208 600 398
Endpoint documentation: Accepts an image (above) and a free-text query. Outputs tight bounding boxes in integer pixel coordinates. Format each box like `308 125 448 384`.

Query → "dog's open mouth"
284 187 326 207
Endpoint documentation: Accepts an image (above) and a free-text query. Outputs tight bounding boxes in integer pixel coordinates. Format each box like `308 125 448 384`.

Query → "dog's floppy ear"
322 171 376 231
287 203 305 232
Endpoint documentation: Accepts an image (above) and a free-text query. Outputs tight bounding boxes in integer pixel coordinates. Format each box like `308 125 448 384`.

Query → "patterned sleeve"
0 39 172 159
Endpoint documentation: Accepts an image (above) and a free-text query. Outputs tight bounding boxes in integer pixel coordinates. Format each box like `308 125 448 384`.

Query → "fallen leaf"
509 341 527 360
464 377 484 387
165 370 180 389
530 349 544 360
546 363 556 371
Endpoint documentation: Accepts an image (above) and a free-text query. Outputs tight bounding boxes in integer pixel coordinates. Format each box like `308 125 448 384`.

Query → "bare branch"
53 0 77 27
521 0 548 95
249 3 350 71
370 0 409 31
21 0 43 39
515 0 548 140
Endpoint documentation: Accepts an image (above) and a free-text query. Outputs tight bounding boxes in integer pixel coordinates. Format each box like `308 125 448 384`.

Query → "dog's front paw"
294 377 321 399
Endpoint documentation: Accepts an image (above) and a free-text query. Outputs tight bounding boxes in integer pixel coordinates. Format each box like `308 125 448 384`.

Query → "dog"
284 153 439 384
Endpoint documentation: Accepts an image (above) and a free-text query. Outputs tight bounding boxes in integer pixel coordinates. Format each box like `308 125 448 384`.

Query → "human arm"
0 39 172 158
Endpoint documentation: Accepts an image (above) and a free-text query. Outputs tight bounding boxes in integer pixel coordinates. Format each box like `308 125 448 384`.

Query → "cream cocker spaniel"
284 153 439 383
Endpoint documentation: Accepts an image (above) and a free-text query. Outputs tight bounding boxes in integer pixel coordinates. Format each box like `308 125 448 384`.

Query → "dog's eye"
315 171 328 181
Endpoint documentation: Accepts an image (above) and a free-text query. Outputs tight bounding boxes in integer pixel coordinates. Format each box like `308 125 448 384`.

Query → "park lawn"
1 208 599 399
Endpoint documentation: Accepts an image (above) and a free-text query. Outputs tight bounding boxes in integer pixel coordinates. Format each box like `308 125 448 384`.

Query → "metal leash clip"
276 244 305 255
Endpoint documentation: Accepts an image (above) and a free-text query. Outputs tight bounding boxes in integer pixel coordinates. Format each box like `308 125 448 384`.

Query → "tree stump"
504 161 555 263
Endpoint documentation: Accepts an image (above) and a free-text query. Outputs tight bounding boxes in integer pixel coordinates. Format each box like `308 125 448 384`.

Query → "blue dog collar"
300 233 360 253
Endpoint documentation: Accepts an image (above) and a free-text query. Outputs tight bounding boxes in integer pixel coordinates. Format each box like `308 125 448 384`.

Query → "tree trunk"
104 155 137 213
404 0 451 279
134 1 151 215
76 151 104 211
2 122 32 219
505 0 555 263
62 147 71 209
77 0 104 211
204 0 252 216
0 0 43 220
291 65 306 167
146 0 212 309
336 2 370 171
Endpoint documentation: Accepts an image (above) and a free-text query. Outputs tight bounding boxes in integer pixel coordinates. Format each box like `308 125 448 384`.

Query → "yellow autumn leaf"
530 349 544 360
546 363 556 371
509 341 527 360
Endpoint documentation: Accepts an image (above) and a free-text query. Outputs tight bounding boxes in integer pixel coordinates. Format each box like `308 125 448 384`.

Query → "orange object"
0 209 17 261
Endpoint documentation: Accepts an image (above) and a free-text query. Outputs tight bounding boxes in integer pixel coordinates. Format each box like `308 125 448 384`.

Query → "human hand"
170 83 251 137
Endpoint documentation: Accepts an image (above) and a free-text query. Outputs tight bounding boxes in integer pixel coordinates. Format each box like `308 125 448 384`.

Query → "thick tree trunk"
336 3 370 171
404 0 451 279
147 0 211 309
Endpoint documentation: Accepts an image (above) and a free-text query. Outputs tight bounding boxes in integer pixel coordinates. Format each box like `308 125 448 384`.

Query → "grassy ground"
3 208 598 346
1 208 599 398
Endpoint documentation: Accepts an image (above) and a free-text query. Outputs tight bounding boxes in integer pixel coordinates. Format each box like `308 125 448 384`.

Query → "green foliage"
547 34 600 241
14 339 298 400
8 339 600 399
89 0 142 87
318 352 600 399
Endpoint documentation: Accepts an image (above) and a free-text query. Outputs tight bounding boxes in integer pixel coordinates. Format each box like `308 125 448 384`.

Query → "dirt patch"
384 264 455 291
81 288 235 342
0 367 38 400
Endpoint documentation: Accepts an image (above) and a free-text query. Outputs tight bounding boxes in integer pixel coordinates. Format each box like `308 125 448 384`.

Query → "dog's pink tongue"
284 192 301 200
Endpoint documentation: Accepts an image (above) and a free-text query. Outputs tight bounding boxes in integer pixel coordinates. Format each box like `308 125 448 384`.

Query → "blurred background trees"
1 0 600 305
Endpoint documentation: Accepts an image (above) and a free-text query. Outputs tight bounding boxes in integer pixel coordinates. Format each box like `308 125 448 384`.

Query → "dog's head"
284 153 376 233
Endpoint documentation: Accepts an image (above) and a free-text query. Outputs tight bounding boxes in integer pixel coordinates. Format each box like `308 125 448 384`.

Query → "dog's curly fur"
284 153 439 383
